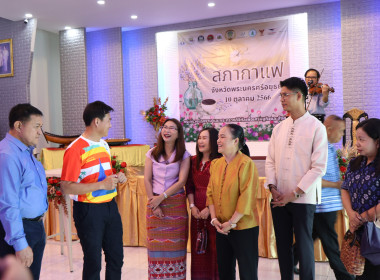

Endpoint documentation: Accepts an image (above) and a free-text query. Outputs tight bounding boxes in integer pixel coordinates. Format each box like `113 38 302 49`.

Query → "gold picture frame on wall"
0 39 14 78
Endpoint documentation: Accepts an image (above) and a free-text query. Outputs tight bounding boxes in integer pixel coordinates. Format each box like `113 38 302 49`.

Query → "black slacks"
294 211 355 280
73 199 123 280
0 219 46 280
271 202 315 280
215 226 259 280
356 258 380 280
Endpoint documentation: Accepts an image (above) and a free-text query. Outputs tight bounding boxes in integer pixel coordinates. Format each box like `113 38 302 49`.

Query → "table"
115 176 350 260
45 172 349 262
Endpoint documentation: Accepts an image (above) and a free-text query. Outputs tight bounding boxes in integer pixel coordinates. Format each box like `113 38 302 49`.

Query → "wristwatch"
229 219 237 229
189 203 195 209
293 190 301 198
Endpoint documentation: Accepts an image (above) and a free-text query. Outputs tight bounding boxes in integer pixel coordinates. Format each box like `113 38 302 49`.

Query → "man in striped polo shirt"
61 101 127 280
294 115 354 279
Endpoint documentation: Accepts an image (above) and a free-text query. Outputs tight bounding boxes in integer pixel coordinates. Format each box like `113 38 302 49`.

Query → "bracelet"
163 192 168 199
210 218 217 226
228 219 237 228
189 203 195 209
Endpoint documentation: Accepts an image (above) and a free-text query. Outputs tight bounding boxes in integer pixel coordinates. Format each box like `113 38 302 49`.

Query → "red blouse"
185 156 212 210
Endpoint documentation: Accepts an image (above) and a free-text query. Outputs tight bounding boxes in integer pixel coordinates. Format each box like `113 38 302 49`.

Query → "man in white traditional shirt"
265 77 328 280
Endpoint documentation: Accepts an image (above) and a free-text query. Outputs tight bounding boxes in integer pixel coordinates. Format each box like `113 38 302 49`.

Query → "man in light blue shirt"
294 115 354 280
0 103 48 280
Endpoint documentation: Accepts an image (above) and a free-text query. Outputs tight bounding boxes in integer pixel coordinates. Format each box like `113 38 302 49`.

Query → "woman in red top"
186 127 221 280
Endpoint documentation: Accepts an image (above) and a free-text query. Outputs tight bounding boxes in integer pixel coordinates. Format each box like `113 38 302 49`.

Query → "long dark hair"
349 118 380 175
225 124 250 157
152 118 186 163
195 127 221 169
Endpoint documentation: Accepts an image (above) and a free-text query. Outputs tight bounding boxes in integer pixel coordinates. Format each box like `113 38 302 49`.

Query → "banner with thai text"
178 19 289 142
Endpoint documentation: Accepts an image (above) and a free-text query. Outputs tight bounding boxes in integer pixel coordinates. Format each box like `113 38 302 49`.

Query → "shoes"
293 266 299 275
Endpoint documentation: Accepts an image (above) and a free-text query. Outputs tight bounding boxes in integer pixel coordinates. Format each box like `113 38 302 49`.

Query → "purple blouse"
146 147 191 194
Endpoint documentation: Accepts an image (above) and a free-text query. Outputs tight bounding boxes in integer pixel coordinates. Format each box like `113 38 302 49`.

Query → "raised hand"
102 174 118 190
116 171 127 184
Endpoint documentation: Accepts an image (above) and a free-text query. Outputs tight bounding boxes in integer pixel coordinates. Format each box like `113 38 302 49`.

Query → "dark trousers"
271 202 315 280
356 258 380 280
73 199 123 280
294 211 355 280
215 226 259 280
0 219 46 280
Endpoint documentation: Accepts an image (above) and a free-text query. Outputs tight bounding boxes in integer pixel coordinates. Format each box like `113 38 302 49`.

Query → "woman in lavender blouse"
144 118 191 280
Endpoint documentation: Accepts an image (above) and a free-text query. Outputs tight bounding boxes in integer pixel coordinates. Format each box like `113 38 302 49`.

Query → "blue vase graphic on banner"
184 81 203 109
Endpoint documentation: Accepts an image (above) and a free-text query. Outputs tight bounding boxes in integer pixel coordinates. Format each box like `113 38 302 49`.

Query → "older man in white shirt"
265 77 328 280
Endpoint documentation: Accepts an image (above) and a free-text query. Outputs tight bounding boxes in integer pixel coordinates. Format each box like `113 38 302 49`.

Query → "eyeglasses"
305 76 318 79
279 92 298 98
160 126 178 131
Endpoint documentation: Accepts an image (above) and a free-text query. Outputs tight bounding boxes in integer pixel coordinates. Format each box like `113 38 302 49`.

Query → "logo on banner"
188 37 194 44
249 29 257 37
268 28 276 35
216 34 223 41
207 34 214 42
198 35 205 42
259 29 265 36
225 30 236 40
238 31 248 38
179 41 186 46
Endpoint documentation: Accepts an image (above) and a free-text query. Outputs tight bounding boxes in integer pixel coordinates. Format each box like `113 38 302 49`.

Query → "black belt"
22 215 44 222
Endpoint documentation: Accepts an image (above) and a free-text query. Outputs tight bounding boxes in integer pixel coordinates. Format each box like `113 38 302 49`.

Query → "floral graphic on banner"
178 19 290 142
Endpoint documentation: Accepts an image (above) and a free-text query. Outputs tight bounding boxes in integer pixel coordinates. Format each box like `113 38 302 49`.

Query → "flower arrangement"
47 177 68 215
337 140 357 180
111 155 127 174
141 97 169 131
337 153 348 180
111 155 138 179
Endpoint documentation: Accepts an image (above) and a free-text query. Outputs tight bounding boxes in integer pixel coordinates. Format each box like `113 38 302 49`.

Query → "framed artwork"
0 39 14 77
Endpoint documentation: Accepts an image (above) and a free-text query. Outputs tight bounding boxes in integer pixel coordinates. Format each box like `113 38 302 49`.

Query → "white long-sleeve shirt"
265 111 328 204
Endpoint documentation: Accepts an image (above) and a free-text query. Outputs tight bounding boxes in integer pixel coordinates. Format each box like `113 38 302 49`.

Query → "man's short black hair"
9 103 43 129
280 77 308 100
83 101 114 127
304 68 321 79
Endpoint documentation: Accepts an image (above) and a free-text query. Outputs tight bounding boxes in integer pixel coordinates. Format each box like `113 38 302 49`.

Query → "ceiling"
1 0 337 33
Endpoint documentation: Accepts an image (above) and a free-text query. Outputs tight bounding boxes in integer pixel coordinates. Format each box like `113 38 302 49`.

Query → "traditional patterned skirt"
147 192 188 280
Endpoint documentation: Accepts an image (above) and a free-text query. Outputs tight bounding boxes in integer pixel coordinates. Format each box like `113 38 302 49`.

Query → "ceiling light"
97 0 105 5
208 2 215 7
25 13 33 18
131 15 138 20
64 26 72 30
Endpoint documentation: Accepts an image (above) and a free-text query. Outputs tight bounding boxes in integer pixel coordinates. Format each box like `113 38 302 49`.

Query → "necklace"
200 161 207 171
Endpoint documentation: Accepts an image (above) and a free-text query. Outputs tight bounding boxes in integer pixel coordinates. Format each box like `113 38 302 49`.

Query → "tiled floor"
40 241 336 279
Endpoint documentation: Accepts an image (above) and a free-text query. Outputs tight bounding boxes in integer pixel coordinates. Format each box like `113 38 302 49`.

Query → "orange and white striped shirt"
61 136 117 203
